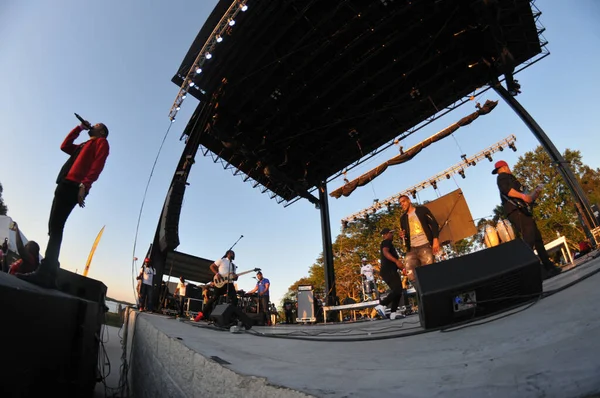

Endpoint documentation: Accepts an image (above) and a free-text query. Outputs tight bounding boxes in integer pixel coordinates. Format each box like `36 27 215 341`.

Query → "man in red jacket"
18 120 109 288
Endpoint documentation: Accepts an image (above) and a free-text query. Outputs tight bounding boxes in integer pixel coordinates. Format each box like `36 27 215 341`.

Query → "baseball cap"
491 160 508 175
362 257 367 261
380 228 394 235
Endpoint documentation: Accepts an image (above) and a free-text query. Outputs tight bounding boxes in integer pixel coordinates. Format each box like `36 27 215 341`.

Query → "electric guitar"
213 267 261 288
508 184 543 217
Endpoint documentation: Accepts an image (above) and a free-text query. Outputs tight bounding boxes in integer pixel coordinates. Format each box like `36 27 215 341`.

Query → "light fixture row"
341 134 517 225
168 1 249 123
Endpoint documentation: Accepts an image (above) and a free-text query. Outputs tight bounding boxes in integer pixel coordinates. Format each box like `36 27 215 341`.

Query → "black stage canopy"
173 0 545 205
165 251 214 284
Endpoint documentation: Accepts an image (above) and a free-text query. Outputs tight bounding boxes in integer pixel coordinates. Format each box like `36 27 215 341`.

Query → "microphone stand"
224 235 243 309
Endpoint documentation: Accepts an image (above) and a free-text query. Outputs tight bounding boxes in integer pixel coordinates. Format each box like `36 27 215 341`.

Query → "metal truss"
341 135 518 224
168 0 249 122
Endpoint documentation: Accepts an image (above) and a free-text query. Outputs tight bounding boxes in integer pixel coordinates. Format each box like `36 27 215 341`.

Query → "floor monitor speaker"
209 304 253 329
415 239 542 330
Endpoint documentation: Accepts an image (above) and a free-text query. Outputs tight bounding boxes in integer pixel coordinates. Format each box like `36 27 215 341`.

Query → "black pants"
508 210 553 268
140 283 154 311
46 180 80 265
201 283 237 317
258 295 270 324
285 311 294 324
379 266 404 313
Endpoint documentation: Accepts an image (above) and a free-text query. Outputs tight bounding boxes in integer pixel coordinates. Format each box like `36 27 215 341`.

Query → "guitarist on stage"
493 160 562 279
197 250 238 321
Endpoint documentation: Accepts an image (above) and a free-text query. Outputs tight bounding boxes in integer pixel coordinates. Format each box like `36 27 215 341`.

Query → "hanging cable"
130 121 175 299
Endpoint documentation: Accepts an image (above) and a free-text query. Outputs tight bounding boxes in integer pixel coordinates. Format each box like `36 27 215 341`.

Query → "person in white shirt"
175 276 188 317
360 258 377 301
138 259 156 312
198 250 238 320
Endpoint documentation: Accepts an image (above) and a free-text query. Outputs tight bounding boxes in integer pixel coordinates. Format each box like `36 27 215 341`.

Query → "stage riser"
415 239 543 329
0 274 104 397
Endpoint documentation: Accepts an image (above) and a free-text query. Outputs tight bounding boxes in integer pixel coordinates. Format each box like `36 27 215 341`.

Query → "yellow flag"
83 226 105 277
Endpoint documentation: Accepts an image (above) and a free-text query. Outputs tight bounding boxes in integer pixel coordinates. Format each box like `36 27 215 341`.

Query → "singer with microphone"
18 114 110 288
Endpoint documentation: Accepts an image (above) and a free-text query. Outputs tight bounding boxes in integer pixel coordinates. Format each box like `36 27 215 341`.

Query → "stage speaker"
246 312 266 326
296 285 316 322
209 304 253 329
415 239 542 330
57 269 107 304
159 181 186 251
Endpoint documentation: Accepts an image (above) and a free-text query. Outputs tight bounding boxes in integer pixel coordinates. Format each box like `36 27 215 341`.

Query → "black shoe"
16 259 58 289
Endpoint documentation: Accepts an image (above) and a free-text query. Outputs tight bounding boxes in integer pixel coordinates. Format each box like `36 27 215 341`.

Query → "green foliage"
512 146 595 247
0 182 7 216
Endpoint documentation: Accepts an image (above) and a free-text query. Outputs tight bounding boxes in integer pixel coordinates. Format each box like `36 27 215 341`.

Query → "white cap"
362 258 367 261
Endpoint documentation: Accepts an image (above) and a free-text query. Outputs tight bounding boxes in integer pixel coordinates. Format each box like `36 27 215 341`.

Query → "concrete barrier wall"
125 311 313 398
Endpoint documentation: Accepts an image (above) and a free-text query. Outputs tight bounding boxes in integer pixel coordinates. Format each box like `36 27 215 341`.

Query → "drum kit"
484 219 516 248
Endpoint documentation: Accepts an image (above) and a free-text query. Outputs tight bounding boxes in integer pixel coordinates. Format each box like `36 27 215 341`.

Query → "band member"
247 271 270 325
174 276 188 317
197 250 238 321
18 119 109 288
138 259 156 312
360 257 377 301
398 194 440 288
492 160 562 279
375 228 406 320
7 222 40 276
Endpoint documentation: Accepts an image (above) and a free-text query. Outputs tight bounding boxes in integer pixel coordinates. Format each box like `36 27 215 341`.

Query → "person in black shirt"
493 160 561 279
375 228 406 320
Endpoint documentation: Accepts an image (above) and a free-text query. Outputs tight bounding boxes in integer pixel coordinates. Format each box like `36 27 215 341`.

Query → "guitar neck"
234 269 256 277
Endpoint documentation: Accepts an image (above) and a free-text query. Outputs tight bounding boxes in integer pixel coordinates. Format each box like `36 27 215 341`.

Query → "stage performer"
360 257 377 301
247 271 271 325
18 119 109 288
196 250 238 321
375 228 406 320
492 160 561 279
398 194 440 288
174 276 188 317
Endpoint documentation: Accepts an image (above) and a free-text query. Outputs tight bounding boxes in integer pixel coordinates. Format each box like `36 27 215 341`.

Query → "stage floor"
118 252 600 398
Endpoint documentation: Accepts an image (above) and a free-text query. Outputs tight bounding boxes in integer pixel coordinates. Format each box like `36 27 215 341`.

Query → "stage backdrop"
423 189 477 244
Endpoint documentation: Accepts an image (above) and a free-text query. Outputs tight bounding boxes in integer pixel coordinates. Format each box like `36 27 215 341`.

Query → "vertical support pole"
318 181 337 306
494 83 598 246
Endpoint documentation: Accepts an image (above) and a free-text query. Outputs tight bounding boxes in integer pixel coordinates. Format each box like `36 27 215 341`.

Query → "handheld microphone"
74 113 92 130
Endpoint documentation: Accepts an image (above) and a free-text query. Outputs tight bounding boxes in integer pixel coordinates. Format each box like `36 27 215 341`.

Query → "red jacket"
62 126 110 191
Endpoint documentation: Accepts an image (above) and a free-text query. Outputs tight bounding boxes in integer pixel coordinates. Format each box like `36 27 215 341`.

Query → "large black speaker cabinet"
210 304 253 329
57 269 107 304
415 239 542 330
0 274 102 397
159 181 186 251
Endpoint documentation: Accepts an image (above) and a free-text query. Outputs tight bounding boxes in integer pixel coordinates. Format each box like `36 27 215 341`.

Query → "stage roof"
172 0 546 205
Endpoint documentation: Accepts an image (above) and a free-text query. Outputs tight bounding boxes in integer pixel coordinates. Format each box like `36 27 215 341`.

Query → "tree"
0 182 7 216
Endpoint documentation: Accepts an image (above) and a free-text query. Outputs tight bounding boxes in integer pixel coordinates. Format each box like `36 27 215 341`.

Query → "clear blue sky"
1 1 599 307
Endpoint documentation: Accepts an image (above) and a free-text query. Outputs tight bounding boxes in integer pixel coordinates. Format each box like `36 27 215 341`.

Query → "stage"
114 253 600 398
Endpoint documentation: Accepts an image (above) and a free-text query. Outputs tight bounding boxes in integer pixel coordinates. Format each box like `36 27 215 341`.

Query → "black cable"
130 121 175 301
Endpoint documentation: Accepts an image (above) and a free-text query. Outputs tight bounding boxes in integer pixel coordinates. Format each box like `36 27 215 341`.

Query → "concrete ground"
96 254 600 398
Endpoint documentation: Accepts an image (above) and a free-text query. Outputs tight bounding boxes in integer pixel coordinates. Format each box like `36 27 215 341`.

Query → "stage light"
499 146 504 151
458 169 465 179
241 4 248 11
170 118 176 123
189 81 195 87
509 142 517 152
216 35 223 43
182 94 187 99
342 220 348 229
485 152 493 162
446 174 450 179
195 67 202 74
471 161 476 166
411 190 417 199
229 19 236 26
206 53 212 59
176 106 181 111
431 181 437 190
